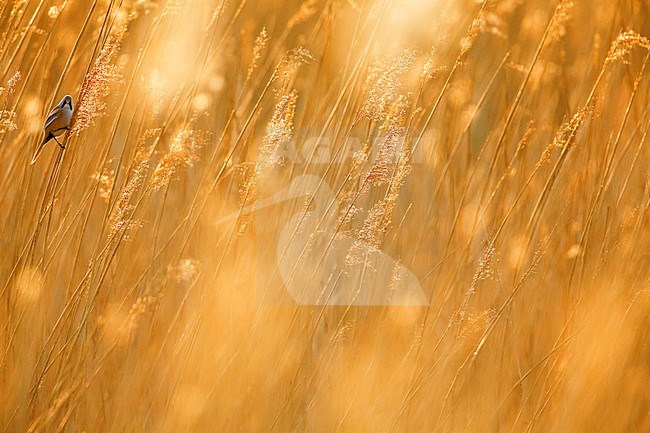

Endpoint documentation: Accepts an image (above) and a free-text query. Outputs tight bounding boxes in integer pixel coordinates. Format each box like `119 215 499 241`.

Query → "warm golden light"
0 1 648 432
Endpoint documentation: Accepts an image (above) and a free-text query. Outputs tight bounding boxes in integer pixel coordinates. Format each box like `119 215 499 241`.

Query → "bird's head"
61 95 73 110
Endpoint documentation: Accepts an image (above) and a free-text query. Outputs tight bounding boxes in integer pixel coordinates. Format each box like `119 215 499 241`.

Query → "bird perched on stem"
31 95 74 165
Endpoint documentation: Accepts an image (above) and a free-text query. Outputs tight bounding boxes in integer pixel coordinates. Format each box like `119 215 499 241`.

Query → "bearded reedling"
31 95 74 164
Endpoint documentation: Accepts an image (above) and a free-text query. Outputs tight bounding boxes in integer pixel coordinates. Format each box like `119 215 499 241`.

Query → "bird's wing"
43 107 62 130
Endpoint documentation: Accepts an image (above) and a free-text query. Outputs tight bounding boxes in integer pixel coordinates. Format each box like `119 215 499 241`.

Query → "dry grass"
0 0 649 432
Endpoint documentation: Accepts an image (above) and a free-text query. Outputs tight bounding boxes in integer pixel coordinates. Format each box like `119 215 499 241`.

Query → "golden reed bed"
0 1 648 432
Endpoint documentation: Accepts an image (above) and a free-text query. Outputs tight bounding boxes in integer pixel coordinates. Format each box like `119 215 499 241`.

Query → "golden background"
0 0 648 432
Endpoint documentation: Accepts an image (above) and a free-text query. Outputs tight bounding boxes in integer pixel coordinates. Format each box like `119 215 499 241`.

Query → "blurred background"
0 0 649 432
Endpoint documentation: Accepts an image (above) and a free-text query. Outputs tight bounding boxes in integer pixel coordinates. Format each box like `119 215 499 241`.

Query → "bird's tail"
30 138 48 165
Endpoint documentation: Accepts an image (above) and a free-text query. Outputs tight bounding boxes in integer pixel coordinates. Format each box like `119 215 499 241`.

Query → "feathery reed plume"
207 1 227 28
547 0 574 45
0 71 20 134
109 142 152 241
421 47 447 82
236 89 298 234
279 46 313 89
72 19 131 134
471 242 497 285
246 27 269 82
535 100 596 168
345 162 409 269
257 90 297 173
358 49 416 123
457 242 497 325
235 48 308 234
551 102 596 150
0 108 17 134
361 94 410 192
9 1 26 22
5 70 20 94
605 29 650 64
234 162 256 203
460 11 485 58
346 95 413 268
47 6 62 20
237 43 306 231
421 47 437 81
387 261 405 298
543 102 596 160
150 126 199 191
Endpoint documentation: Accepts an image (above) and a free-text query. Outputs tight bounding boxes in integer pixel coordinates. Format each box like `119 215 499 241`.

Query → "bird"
31 95 74 165
217 175 428 306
